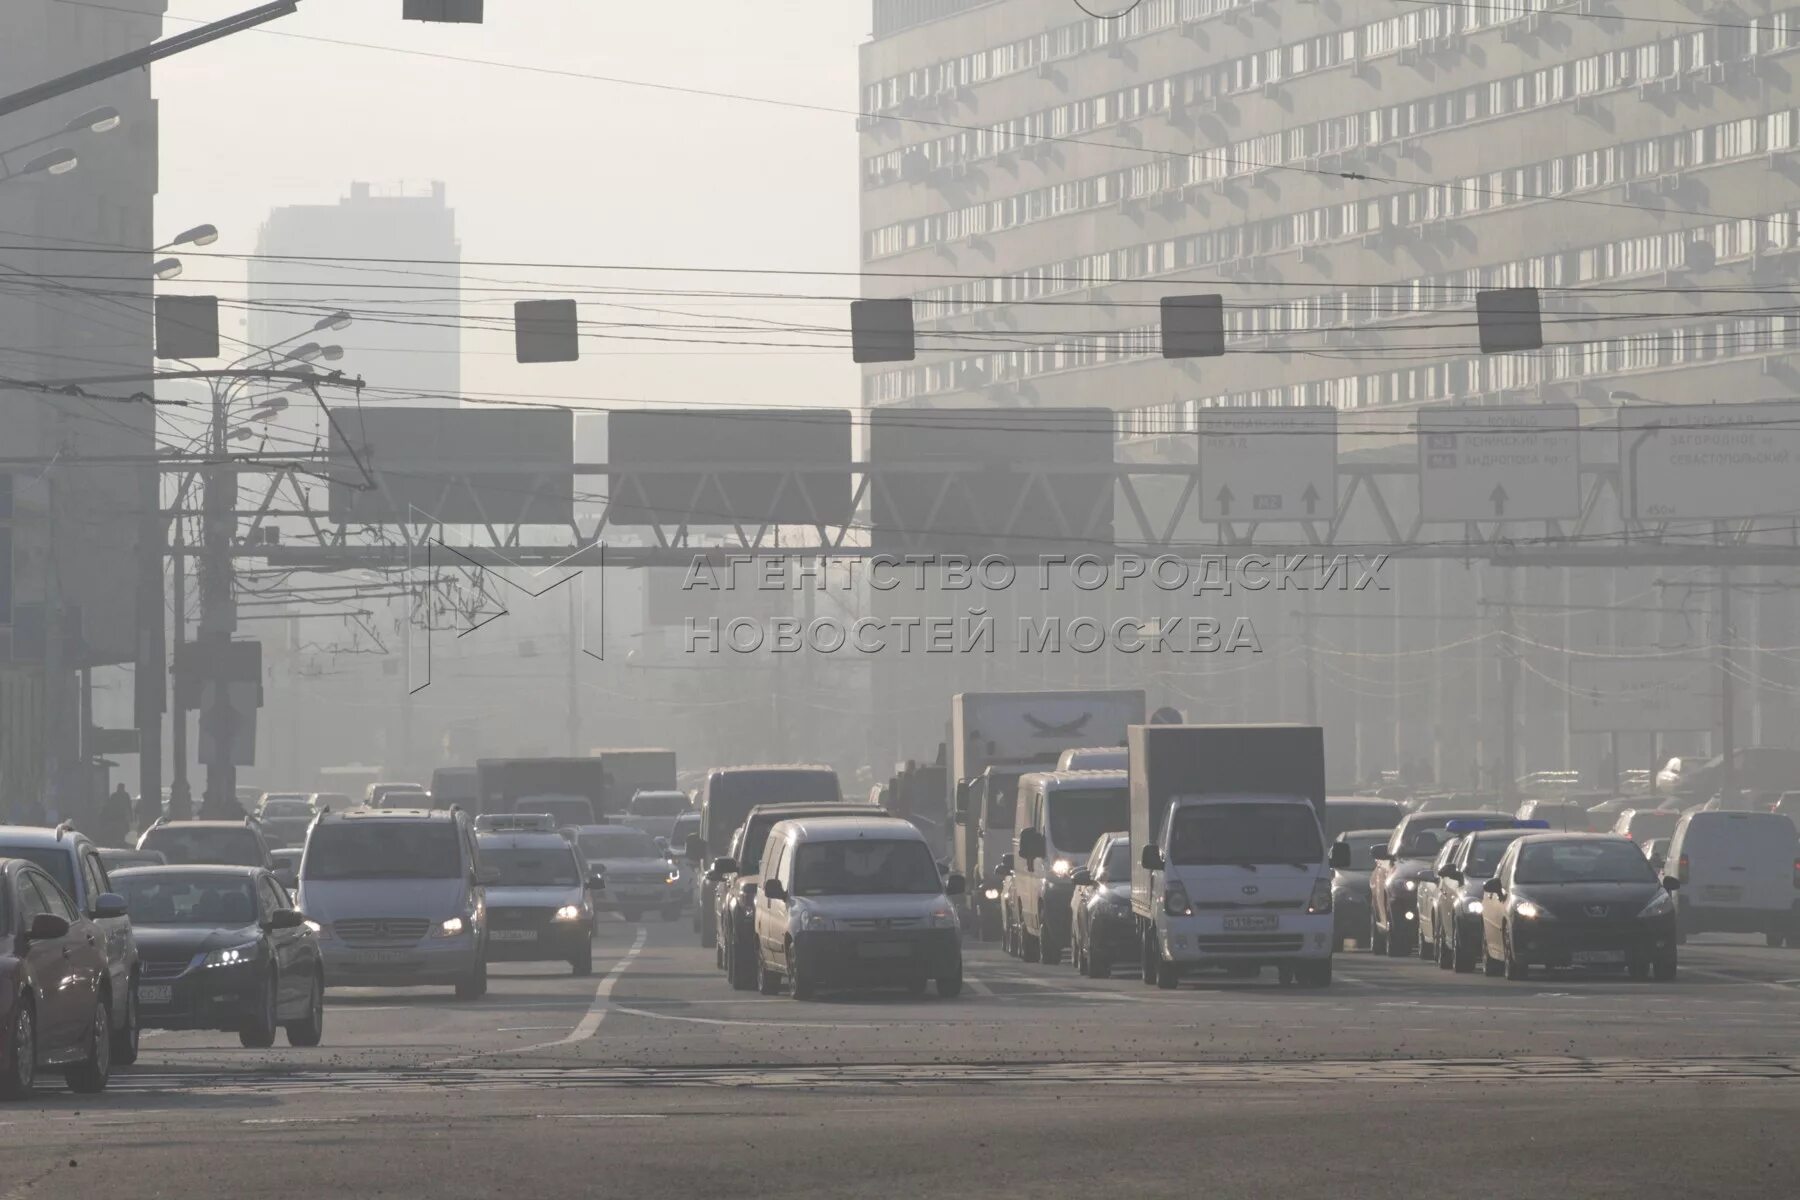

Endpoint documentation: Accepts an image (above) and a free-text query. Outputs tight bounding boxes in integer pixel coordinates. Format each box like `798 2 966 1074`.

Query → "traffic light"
1160 294 1226 359
1475 287 1544 354
515 299 579 363
403 0 483 20
851 298 916 363
154 294 220 359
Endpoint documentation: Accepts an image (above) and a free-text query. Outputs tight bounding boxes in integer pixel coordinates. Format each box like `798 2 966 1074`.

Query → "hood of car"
486 885 582 908
1512 880 1664 912
295 878 467 922
794 892 946 921
587 856 670 874
132 923 261 957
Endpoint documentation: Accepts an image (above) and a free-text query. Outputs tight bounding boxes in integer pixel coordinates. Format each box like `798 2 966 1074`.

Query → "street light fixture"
17 147 78 177
156 224 219 252
315 311 352 332
152 257 184 281
319 345 345 362
284 342 323 363
66 106 121 134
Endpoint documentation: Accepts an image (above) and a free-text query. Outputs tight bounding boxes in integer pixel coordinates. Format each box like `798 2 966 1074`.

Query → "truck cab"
1009 770 1128 965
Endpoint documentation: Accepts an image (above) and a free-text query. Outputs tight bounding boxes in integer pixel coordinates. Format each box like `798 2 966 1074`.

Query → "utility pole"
170 514 188 798
566 578 580 755
1718 562 1736 806
198 378 237 809
1499 569 1520 811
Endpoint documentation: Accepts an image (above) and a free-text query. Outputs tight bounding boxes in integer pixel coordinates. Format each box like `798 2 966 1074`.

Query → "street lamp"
6 147 78 180
315 311 352 332
156 224 219 252
152 257 184 281
66 106 121 135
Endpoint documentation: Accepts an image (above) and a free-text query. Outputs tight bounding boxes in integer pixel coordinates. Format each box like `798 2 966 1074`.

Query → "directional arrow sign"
1416 404 1581 522
1619 400 1800 520
1197 406 1338 522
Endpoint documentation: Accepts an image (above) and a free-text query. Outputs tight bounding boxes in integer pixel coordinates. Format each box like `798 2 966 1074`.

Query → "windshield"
1514 840 1658 885
1467 833 1530 877
629 792 688 816
1099 841 1131 882
1326 803 1401 839
482 847 581 887
302 822 463 880
0 847 77 898
792 838 942 896
578 830 658 859
1333 834 1387 872
143 828 263 867
1168 804 1324 867
1046 789 1129 858
983 773 1022 827
117 874 259 926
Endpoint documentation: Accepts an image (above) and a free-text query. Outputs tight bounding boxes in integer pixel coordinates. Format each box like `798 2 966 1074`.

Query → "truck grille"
335 917 431 945
1193 934 1306 953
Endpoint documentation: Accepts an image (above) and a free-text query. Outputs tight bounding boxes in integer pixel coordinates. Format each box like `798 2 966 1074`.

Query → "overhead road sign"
1619 400 1800 521
1567 655 1714 734
1161 294 1226 359
327 408 574 525
1197 406 1337 522
1417 404 1581 522
1474 287 1544 354
606 409 853 528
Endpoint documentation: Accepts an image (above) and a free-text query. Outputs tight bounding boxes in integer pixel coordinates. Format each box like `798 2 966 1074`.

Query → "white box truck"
1129 724 1347 988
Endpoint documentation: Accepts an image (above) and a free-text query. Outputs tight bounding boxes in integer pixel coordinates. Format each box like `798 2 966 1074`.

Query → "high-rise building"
857 0 1800 783
0 0 165 817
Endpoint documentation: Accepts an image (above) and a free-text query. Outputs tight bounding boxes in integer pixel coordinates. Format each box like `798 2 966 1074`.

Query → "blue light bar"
1444 818 1550 833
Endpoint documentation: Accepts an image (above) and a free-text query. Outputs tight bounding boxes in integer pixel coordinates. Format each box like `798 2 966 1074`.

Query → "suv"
138 820 273 868
0 823 141 1064
294 807 496 998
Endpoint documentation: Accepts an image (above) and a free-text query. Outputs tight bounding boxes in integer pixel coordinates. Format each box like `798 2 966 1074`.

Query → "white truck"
1129 723 1348 989
949 689 1145 939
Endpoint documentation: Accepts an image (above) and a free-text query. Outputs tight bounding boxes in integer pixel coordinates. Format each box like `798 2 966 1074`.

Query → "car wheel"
454 957 487 1001
729 934 758 992
621 908 641 924
1155 958 1180 990
787 943 815 1001
1483 934 1505 977
1453 929 1479 974
1417 921 1435 961
1386 923 1411 958
111 978 140 1066
66 996 112 1093
1020 929 1040 964
1040 936 1063 967
1089 946 1109 978
1653 954 1677 981
1502 929 1530 982
239 971 279 1048
0 1000 35 1100
572 942 594 977
1370 912 1387 957
285 972 325 1047
1294 960 1332 988
935 963 963 999
1437 929 1454 971
756 951 781 996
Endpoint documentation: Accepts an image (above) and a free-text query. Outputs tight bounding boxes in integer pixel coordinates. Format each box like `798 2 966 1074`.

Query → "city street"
2 920 1796 1196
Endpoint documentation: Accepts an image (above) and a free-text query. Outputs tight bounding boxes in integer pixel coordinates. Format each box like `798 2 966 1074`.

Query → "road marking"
1682 968 1794 994
962 976 993 997
531 926 648 1048
242 1117 355 1126
609 1004 884 1030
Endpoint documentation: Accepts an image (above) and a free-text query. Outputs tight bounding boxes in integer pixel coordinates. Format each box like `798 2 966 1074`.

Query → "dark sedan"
111 866 324 1048
1370 811 1496 956
1480 834 1679 981
1423 821 1546 972
1330 829 1391 949
0 858 117 1097
1069 833 1133 977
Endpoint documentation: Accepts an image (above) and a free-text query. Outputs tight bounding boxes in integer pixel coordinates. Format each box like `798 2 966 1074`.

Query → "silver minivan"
751 816 964 1000
294 807 497 998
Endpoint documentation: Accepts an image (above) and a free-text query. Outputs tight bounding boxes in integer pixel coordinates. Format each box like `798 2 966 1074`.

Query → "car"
294 807 496 998
1610 808 1680 846
138 819 273 869
475 828 602 975
711 803 881 989
1665 811 1800 946
0 857 119 1097
1369 811 1495 956
1514 800 1602 832
1068 832 1132 977
670 811 700 859
110 865 324 1048
570 824 683 923
689 764 842 946
98 847 166 873
364 782 427 807
1010 770 1128 966
0 823 142 1065
621 789 691 844
751 815 964 999
309 792 352 812
1413 835 1464 964
1324 798 1406 841
1330 829 1390 949
255 794 317 848
371 790 434 810
1423 820 1548 972
1479 833 1679 981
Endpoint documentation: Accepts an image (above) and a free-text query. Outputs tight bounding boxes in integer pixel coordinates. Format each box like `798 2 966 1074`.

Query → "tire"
1653 954 1677 981
1453 928 1479 974
1294 960 1332 988
1502 930 1530 982
1386 923 1411 958
0 1000 35 1100
936 964 964 999
65 996 111 1094
1417 917 1435 961
572 942 594 977
285 972 325 1047
1354 931 1371 950
112 979 140 1066
729 930 759 992
1140 925 1158 986
757 952 781 996
1155 958 1180 990
787 944 815 1001
1020 930 1040 964
239 972 279 1048
1040 936 1063 967
1628 959 1650 981
454 957 487 1000
1370 912 1388 957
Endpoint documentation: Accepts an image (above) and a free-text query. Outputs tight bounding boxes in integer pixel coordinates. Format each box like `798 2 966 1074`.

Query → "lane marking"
531 926 648 1048
1681 967 1794 994
609 1004 884 1030
962 976 993 998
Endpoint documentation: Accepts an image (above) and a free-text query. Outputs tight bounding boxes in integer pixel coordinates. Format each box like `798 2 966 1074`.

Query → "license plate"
339 949 415 963
1571 950 1627 965
1702 885 1743 902
137 984 173 1005
1224 914 1278 932
490 930 537 942
856 942 911 959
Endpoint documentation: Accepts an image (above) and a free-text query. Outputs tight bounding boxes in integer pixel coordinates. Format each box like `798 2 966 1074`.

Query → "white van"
1666 811 1799 945
751 816 964 999
1008 769 1128 965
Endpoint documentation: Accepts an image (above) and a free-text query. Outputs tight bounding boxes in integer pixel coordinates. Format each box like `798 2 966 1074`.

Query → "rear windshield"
1099 841 1131 882
792 838 940 896
483 847 582 887
117 874 258 926
1515 840 1655 885
578 829 658 859
303 822 463 880
709 771 841 838
1169 804 1323 867
143 827 264 867
629 792 688 817
1682 813 1797 848
1333 833 1388 872
1046 789 1129 860
513 797 596 826
0 846 77 898
1326 803 1402 839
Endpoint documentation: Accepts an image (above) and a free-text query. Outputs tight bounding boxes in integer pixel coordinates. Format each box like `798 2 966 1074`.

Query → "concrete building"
858 0 1800 789
0 0 165 820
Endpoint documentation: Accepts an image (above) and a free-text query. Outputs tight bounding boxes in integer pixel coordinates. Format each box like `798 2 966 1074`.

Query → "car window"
1432 839 1461 874
82 851 108 906
0 844 79 898
30 871 77 923
1100 840 1132 881
15 871 49 929
259 876 289 915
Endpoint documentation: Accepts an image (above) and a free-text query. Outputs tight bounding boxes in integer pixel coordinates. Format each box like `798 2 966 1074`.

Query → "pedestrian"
168 778 193 821
97 783 132 847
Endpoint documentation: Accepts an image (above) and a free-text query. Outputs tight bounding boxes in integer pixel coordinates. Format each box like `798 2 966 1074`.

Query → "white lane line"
609 1003 884 1030
1682 967 1794 994
962 975 993 997
530 926 649 1048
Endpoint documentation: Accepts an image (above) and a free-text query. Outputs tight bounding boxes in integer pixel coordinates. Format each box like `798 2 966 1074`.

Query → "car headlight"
304 919 325 935
553 904 584 922
1514 900 1549 921
982 886 1000 901
1051 859 1072 877
432 916 467 938
1638 891 1676 920
800 911 831 932
1463 900 1484 915
665 868 682 884
1402 879 1418 893
204 943 258 969
928 906 958 929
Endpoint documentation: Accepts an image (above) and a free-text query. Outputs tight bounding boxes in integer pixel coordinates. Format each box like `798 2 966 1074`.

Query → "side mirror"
92 893 128 921
1439 866 1463 883
267 908 306 930
762 878 788 903
684 834 707 863
945 873 966 897
588 873 607 892
711 857 738 877
1069 868 1094 887
1371 847 1392 861
1018 828 1046 863
27 913 70 941
1328 843 1351 870
1140 845 1165 871
1481 878 1504 896
1662 876 1681 892
474 866 502 887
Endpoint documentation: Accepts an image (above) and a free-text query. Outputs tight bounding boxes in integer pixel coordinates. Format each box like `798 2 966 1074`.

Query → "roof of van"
320 807 455 823
1020 769 1127 790
708 763 835 776
765 815 925 843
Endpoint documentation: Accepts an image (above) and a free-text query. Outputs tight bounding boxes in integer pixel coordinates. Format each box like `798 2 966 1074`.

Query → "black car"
1068 832 1133 978
1422 821 1546 972
111 866 325 1047
1330 829 1391 949
1369 810 1494 956
1479 833 1680 981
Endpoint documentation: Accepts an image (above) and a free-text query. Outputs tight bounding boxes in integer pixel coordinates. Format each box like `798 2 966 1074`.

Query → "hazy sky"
152 0 867 412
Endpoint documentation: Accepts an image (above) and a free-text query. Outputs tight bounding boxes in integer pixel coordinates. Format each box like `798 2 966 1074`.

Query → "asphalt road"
3 918 1797 1196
